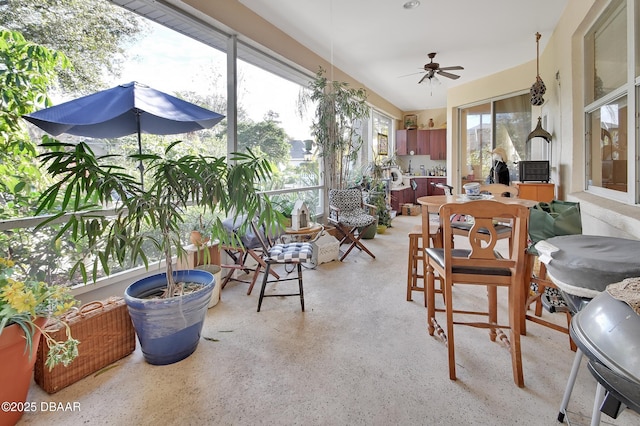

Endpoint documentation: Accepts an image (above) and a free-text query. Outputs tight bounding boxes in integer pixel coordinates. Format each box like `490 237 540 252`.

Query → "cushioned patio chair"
328 188 377 261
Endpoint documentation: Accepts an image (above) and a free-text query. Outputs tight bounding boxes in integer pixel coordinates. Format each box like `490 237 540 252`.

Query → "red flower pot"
0 318 45 426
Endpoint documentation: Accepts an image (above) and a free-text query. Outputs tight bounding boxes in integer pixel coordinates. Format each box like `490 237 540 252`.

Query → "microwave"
518 160 549 182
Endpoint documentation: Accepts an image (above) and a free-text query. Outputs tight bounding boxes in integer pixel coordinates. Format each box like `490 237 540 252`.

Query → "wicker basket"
34 297 136 394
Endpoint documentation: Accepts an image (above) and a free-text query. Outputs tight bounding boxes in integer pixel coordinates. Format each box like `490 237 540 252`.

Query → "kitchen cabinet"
428 129 446 160
428 178 447 195
515 182 555 203
416 130 430 155
391 187 413 213
414 179 429 201
396 129 417 155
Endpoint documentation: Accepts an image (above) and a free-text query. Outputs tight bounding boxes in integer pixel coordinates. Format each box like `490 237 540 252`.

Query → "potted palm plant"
35 141 280 365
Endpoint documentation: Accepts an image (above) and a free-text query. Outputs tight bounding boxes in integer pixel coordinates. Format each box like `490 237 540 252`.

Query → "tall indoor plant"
35 141 279 364
298 67 369 216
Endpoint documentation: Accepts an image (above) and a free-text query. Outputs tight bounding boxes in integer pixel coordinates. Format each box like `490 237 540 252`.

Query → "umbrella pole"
136 110 144 188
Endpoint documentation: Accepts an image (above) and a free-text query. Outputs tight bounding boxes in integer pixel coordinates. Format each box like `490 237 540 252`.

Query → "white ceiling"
239 0 569 112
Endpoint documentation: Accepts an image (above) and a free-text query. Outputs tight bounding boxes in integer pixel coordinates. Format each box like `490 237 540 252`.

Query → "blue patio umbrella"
23 81 225 185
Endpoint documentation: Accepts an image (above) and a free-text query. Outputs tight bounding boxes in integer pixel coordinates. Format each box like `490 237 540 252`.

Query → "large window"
459 93 531 187
587 96 628 192
236 57 320 216
584 0 627 104
584 0 636 198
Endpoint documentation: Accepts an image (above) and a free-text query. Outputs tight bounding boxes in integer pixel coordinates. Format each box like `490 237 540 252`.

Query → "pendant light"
530 32 546 106
526 116 552 143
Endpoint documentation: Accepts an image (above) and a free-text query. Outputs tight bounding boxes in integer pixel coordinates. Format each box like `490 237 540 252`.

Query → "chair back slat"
440 200 528 273
479 183 519 198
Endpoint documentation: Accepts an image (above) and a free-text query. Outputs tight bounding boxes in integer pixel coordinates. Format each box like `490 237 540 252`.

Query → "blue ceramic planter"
124 270 214 365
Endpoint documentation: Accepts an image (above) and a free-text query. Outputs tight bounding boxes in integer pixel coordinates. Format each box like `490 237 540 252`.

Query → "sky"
110 20 314 140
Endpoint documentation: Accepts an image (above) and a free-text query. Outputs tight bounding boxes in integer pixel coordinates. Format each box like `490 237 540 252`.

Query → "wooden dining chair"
425 200 529 387
451 183 519 253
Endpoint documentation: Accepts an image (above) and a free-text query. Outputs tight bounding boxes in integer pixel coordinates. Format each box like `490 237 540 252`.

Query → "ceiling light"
403 1 420 10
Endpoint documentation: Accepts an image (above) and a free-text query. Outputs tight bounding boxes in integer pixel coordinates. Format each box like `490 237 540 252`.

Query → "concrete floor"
19 214 640 425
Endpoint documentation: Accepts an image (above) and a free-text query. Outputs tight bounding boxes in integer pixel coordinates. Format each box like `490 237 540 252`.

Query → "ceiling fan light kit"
530 32 546 106
417 52 463 85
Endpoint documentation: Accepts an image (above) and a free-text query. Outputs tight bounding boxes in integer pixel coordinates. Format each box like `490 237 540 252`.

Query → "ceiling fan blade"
438 66 464 71
437 70 460 80
398 71 425 78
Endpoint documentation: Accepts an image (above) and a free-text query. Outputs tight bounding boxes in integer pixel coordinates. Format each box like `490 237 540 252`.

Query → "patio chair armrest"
363 202 377 215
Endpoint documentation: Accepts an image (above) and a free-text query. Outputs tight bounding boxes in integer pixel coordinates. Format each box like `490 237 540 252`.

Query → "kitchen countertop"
391 175 448 191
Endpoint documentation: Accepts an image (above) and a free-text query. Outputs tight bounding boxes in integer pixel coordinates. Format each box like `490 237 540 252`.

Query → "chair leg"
247 263 262 295
297 262 305 312
339 224 375 261
426 261 436 336
407 233 426 306
257 261 305 312
487 286 498 341
444 280 457 381
509 286 525 388
407 234 415 301
257 262 270 312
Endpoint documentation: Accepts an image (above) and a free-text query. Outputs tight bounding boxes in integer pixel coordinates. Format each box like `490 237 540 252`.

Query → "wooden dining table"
416 194 538 248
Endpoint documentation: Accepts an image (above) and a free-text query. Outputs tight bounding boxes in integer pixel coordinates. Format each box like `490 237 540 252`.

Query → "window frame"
583 0 639 204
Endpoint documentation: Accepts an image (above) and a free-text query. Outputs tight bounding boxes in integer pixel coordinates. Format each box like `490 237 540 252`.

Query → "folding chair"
328 188 377 261
219 215 279 295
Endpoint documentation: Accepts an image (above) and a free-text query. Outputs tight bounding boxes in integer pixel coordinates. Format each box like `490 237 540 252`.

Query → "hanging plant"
530 32 546 106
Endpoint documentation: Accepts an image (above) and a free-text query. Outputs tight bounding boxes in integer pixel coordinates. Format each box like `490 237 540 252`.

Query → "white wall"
441 0 640 239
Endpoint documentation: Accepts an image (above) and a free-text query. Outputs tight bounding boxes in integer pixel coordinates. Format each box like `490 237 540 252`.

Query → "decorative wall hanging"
378 133 388 155
403 114 417 129
530 32 546 106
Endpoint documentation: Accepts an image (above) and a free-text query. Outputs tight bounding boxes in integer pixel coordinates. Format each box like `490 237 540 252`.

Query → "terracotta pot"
189 231 210 247
0 318 45 426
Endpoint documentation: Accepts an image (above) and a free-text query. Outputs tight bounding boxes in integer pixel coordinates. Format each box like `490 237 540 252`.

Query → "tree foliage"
237 112 291 166
0 29 70 217
298 67 369 191
0 0 147 93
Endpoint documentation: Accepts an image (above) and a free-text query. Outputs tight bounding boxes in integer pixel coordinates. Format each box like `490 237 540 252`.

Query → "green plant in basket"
0 257 79 369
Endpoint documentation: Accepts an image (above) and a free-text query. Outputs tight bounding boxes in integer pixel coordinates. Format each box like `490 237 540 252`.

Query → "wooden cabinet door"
397 129 418 155
414 179 429 201
392 187 413 213
429 129 446 160
416 130 430 155
406 130 417 154
391 189 402 212
396 130 407 155
428 178 447 195
516 183 555 202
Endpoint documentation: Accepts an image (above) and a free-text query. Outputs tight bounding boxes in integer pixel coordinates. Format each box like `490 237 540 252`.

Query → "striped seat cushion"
268 242 314 263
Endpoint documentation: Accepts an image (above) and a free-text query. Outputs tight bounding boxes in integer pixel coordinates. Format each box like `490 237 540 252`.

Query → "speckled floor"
18 215 640 425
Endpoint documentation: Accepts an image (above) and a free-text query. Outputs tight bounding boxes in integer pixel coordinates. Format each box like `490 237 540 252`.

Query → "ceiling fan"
417 52 464 84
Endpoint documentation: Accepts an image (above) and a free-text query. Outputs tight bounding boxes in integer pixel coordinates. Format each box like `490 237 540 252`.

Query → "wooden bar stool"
406 226 426 306
406 221 440 306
